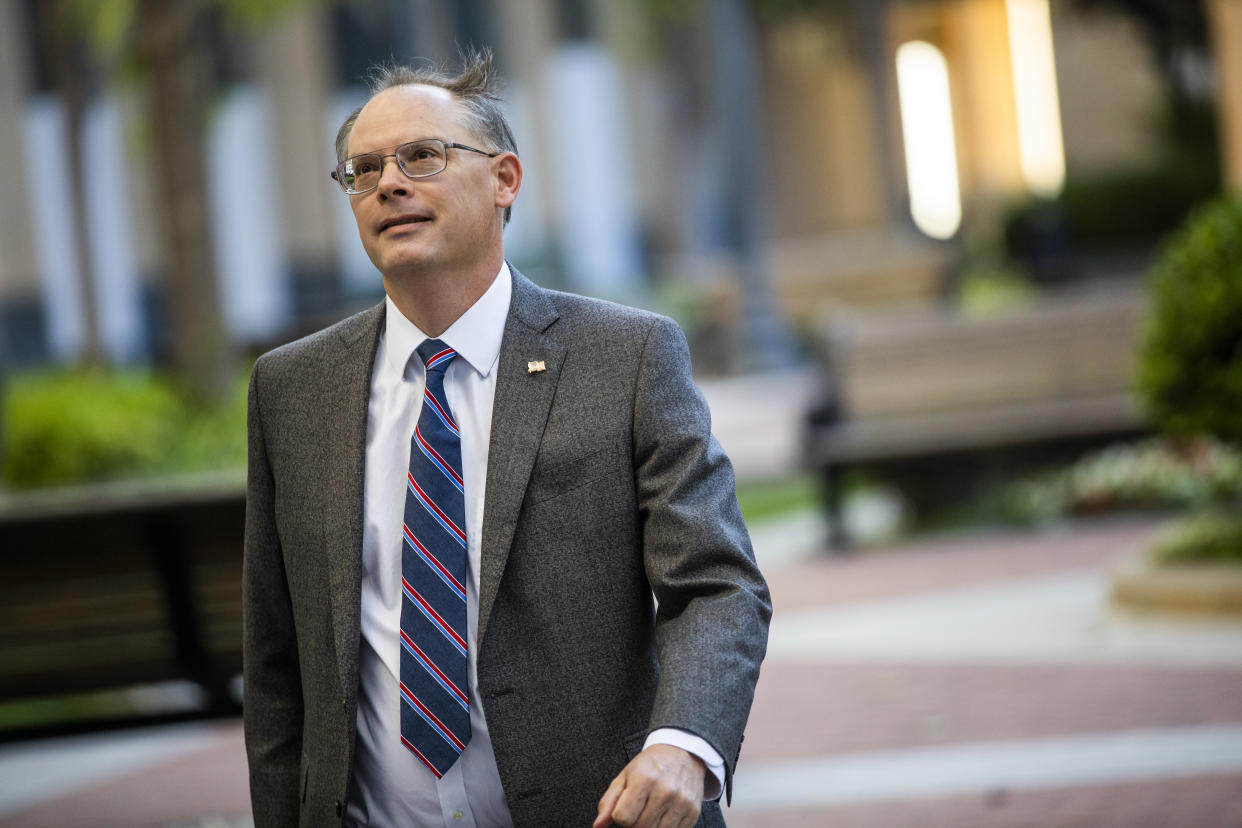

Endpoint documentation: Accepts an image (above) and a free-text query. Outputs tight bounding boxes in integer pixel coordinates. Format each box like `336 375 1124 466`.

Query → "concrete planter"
1111 551 1242 616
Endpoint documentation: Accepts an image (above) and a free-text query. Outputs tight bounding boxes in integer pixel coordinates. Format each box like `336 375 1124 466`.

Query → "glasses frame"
330 138 500 195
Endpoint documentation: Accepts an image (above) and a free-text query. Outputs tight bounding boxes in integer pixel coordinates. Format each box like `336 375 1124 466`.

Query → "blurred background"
1 0 1241 825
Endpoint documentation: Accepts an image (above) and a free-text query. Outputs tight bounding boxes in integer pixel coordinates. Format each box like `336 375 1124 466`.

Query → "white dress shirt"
346 264 722 828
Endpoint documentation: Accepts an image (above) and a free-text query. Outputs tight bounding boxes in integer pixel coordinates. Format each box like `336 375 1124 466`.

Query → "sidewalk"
728 515 1242 827
3 515 1241 827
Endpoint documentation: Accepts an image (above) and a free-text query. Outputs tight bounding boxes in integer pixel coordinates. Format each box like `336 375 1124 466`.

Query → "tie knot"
417 339 457 375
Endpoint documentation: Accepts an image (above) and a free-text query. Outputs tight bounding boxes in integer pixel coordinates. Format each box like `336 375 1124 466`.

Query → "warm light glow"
896 41 962 240
1006 0 1066 197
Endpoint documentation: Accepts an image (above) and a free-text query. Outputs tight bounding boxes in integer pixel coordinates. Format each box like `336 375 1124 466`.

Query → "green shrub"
2 369 247 489
1059 160 1218 248
1003 161 1218 258
1138 196 1242 444
735 474 818 524
1149 511 1242 567
1004 95 1218 255
956 261 1036 318
1004 437 1242 524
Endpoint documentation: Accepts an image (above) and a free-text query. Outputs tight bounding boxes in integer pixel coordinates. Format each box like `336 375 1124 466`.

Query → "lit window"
1006 0 1066 197
896 41 962 240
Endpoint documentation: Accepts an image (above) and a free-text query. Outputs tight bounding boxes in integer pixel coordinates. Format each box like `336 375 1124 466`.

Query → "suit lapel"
320 303 385 698
477 269 563 646
313 273 561 683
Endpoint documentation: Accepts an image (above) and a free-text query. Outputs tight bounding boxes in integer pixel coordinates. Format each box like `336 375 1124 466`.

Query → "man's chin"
375 248 436 277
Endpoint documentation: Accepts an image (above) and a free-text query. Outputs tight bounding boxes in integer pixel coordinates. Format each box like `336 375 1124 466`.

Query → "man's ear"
493 152 522 210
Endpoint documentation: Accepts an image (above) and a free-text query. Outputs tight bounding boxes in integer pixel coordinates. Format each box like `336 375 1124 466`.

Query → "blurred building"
0 0 1236 371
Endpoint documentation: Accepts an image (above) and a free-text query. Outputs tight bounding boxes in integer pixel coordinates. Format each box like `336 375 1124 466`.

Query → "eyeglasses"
330 138 499 195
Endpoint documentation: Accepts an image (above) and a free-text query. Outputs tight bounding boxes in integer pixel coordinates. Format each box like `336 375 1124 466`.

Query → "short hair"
335 48 519 225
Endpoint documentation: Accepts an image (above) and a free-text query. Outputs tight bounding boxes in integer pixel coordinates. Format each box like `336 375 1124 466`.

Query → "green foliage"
217 0 321 31
69 0 321 78
1004 95 1218 254
637 0 708 25
956 260 1036 318
735 474 819 524
0 690 130 730
69 0 137 67
1063 159 1218 247
1003 158 1218 255
1003 437 1242 524
1149 511 1242 567
1138 196 1242 444
2 368 248 490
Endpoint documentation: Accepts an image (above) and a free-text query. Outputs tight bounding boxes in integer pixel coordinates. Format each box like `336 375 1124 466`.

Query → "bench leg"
145 514 237 715
824 464 851 552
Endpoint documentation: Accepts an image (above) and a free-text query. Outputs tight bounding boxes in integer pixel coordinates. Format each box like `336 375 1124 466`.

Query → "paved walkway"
728 516 1242 827
3 515 1242 827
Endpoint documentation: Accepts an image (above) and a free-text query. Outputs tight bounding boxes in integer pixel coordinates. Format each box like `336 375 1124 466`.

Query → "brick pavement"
762 517 1152 613
725 773 1242 828
742 661 1242 762
4 515 1242 827
0 721 249 827
726 515 1242 827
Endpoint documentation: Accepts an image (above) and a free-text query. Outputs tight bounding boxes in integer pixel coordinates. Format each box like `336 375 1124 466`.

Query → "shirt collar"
383 261 512 380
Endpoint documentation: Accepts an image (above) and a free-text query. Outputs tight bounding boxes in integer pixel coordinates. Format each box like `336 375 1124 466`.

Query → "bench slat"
811 392 1145 463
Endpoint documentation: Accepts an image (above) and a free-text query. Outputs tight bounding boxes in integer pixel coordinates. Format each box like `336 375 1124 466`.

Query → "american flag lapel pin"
527 360 546 374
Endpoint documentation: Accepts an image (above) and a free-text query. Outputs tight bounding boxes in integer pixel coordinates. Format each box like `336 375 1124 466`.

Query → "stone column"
492 0 559 268
945 0 1025 221
1208 0 1242 192
256 7 340 320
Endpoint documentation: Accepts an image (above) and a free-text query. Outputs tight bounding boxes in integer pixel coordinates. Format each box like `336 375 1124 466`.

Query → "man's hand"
593 744 706 828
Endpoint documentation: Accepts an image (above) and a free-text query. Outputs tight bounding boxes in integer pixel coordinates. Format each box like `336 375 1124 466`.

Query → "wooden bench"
0 473 245 735
805 286 1150 546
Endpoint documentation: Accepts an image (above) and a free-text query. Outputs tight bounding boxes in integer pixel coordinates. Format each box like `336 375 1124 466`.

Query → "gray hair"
335 48 519 224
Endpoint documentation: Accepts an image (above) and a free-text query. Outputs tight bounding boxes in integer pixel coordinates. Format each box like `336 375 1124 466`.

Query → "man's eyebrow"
347 137 446 157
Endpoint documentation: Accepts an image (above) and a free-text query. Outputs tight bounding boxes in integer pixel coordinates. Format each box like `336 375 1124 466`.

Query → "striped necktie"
399 339 470 777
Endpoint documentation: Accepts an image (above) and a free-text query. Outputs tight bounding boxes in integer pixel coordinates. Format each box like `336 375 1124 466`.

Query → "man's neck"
383 255 503 337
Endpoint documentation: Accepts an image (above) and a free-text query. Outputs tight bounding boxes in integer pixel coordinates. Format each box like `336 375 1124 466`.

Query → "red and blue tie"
399 339 470 777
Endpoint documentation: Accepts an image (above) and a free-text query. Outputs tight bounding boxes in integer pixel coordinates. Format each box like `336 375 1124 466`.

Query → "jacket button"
336 800 343 817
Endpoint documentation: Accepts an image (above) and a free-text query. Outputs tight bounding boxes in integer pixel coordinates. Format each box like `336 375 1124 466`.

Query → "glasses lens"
339 154 382 193
397 140 447 178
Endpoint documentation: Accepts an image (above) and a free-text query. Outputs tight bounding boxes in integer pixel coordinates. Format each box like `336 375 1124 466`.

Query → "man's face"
345 84 502 278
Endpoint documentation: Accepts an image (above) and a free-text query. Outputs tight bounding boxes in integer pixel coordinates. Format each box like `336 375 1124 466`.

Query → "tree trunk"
44 0 103 365
710 0 796 371
136 0 231 402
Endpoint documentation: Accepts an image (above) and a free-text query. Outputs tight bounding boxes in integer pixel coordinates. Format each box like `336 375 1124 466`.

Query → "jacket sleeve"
242 357 305 826
631 315 772 802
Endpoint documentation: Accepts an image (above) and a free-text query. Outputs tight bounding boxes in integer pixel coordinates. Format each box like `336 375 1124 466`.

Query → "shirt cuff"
643 728 725 801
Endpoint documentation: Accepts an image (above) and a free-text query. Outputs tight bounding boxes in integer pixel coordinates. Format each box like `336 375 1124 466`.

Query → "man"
243 50 770 828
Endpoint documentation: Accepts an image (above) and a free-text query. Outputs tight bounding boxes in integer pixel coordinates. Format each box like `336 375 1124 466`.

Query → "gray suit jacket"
243 268 771 827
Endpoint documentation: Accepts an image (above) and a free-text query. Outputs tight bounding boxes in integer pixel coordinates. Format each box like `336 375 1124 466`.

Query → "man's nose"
376 153 409 195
